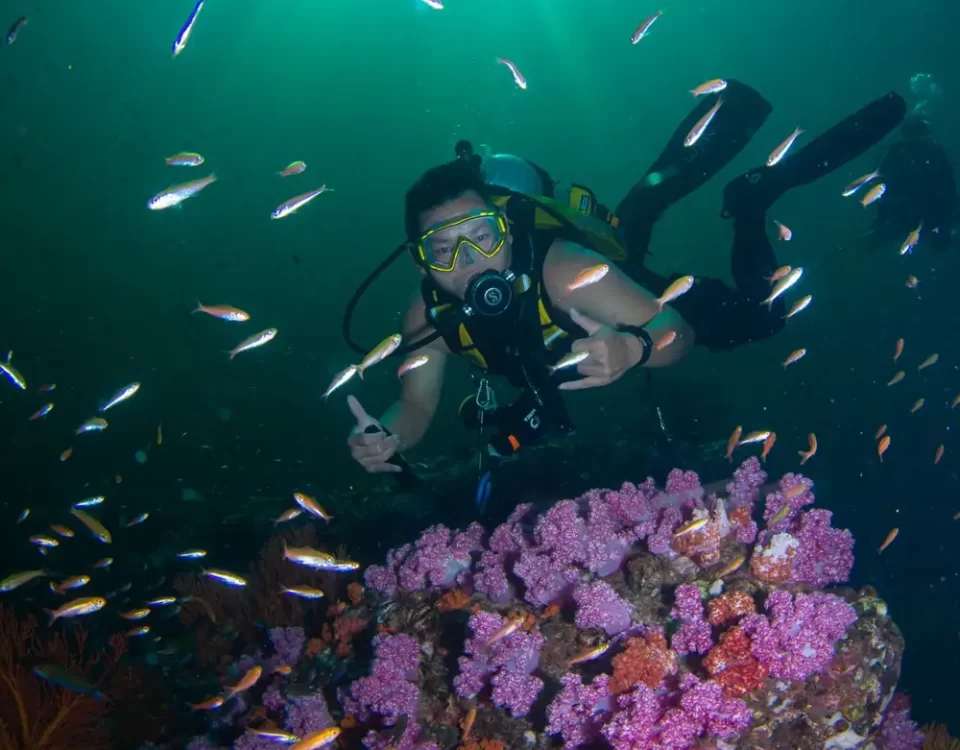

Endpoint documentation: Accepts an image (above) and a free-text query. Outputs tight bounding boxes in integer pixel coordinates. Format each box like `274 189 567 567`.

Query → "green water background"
1 0 958 733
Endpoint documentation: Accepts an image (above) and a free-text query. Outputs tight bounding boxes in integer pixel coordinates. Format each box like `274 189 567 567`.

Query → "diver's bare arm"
544 242 695 367
379 298 449 451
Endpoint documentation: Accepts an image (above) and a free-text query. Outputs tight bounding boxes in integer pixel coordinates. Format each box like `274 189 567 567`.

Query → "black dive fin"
615 79 773 257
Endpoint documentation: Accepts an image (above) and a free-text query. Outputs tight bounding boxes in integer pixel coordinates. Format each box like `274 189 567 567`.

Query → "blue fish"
172 0 204 57
476 471 492 516
32 664 106 701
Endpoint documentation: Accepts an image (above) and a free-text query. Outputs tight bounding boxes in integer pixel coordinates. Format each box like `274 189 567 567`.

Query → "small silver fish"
496 57 527 89
166 152 204 166
147 173 217 210
125 512 149 527
75 417 108 434
30 535 60 548
73 496 105 508
227 328 278 360
684 98 723 147
322 364 359 399
99 382 140 413
0 356 26 390
548 350 590 374
202 568 247 587
760 267 803 309
359 334 403 376
271 186 333 219
176 549 207 559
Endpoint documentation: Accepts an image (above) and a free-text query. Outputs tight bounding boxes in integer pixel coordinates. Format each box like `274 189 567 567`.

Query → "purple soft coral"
269 626 305 667
454 610 544 717
670 584 713 655
741 589 857 681
573 581 632 636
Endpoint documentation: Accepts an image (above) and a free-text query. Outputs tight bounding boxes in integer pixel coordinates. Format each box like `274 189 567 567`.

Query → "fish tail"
192 300 204 314
44 608 57 625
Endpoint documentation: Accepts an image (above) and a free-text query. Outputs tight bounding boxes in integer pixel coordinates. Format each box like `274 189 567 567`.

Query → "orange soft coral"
706 590 757 628
704 626 768 698
347 582 364 606
437 589 470 612
609 630 678 694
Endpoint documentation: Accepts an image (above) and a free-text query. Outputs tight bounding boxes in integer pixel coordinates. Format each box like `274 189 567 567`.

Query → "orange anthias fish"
725 425 742 461
631 10 662 44
766 265 792 284
289 727 342 750
278 160 307 177
773 220 792 241
784 483 808 501
934 445 945 464
567 263 610 291
485 613 527 647
860 182 886 207
877 435 891 462
878 527 898 554
767 127 804 167
70 507 112 543
461 706 478 742
397 354 430 378
690 78 727 97
782 348 806 368
654 331 677 351
59 447 73 461
190 696 224 711
893 338 904 361
292 492 333 523
655 275 695 311
760 432 777 462
193 302 250 322
917 353 938 371
225 666 262 698
900 222 922 255
875 424 887 440
322 364 359 400
798 433 817 465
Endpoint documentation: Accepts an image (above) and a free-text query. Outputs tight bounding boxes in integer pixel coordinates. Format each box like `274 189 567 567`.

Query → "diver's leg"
616 79 773 261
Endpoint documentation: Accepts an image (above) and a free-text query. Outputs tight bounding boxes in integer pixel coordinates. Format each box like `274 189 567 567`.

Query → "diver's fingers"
568 308 604 335
576 360 608 378
366 460 403 474
558 375 608 391
347 394 378 431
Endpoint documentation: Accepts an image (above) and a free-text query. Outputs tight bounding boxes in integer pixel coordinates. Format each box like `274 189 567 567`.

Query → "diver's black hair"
404 160 493 240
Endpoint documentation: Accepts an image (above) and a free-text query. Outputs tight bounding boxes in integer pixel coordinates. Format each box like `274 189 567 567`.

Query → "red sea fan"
0 604 137 750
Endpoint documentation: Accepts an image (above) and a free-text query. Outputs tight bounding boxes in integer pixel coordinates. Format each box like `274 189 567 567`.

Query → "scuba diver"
862 114 955 251
342 80 907 479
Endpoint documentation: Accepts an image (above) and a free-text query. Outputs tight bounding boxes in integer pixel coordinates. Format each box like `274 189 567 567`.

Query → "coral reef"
350 459 923 749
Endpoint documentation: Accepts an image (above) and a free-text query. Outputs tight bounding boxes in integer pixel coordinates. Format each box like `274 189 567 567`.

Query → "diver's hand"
558 308 639 391
346 395 403 474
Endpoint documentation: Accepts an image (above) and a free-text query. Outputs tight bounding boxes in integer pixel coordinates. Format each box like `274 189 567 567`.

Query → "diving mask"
414 210 508 273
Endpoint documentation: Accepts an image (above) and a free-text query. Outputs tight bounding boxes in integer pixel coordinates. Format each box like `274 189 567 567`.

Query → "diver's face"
418 191 512 299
